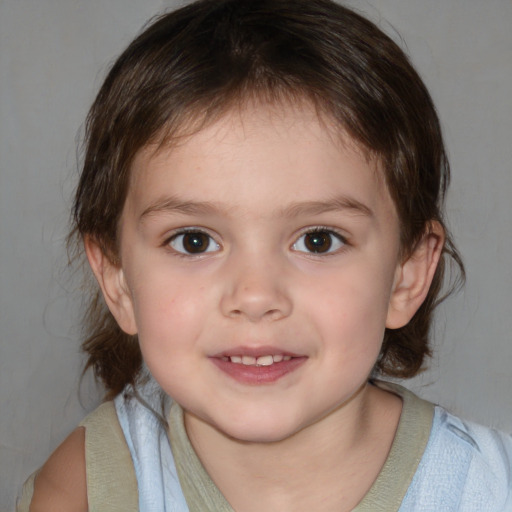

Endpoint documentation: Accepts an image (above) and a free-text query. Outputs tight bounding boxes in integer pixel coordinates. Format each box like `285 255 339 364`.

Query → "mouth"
222 354 293 366
210 347 306 384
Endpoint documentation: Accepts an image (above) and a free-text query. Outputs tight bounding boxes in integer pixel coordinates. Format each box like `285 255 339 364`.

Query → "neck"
184 382 402 512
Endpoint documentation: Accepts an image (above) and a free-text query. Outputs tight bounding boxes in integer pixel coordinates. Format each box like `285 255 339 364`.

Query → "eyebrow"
279 196 373 218
139 194 373 221
140 197 227 220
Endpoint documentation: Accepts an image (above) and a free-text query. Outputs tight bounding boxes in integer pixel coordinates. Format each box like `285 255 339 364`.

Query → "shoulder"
433 408 512 475
30 427 88 512
22 400 138 512
441 410 512 498
404 406 512 511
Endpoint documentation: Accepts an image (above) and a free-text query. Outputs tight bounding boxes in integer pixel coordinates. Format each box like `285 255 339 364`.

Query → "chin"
212 413 306 445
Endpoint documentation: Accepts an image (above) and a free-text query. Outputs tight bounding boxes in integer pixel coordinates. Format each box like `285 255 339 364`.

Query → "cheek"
130 276 210 355
309 263 393 326
131 279 213 398
302 264 393 359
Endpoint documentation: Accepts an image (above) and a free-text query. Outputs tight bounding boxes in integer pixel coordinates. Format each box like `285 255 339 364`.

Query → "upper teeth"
226 355 292 366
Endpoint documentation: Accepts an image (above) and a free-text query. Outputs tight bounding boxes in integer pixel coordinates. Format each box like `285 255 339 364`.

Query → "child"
18 0 512 510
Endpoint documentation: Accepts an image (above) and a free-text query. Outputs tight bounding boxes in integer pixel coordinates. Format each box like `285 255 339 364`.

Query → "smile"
211 348 306 385
222 354 292 366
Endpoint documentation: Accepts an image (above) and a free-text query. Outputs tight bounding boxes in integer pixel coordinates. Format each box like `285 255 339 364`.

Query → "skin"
32 101 443 511
30 427 87 511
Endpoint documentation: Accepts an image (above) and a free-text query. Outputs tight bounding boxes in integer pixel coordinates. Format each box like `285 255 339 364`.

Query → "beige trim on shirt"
353 382 435 511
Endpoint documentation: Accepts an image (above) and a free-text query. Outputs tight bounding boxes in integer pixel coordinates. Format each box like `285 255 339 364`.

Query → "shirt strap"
80 401 139 512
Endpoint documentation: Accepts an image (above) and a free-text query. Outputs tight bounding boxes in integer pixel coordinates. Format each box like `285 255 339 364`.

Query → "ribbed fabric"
168 403 234 511
354 382 434 511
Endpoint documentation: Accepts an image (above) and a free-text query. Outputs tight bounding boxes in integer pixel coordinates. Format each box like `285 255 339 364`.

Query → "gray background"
1 0 511 509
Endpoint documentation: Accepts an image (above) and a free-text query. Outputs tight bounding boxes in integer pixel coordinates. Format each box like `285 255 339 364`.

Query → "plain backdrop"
1 0 511 510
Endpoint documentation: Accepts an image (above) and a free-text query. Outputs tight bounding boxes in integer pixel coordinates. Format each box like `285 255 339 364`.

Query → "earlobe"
84 236 138 335
386 223 445 329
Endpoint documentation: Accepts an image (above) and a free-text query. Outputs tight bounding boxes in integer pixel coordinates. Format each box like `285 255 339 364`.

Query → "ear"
84 236 138 335
386 222 444 329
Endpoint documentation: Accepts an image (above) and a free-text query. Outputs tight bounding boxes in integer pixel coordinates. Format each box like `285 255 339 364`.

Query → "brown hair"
72 0 464 398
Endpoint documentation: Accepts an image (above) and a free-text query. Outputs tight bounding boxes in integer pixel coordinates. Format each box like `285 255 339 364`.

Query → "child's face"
110 102 408 442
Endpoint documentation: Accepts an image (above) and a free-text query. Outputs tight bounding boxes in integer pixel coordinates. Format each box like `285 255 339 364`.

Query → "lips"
211 346 306 384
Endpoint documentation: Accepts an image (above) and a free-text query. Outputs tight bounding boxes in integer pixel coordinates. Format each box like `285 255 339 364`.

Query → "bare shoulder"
30 427 88 512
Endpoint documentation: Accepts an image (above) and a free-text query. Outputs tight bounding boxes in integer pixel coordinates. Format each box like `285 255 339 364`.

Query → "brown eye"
304 232 332 253
169 231 219 254
293 230 345 254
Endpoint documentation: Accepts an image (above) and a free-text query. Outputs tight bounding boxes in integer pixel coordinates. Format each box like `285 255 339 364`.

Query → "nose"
220 256 293 322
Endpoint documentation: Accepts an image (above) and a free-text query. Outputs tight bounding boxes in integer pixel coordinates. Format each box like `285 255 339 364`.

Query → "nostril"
227 307 286 322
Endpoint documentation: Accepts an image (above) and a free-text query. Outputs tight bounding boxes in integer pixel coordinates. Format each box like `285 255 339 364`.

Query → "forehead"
126 101 394 222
